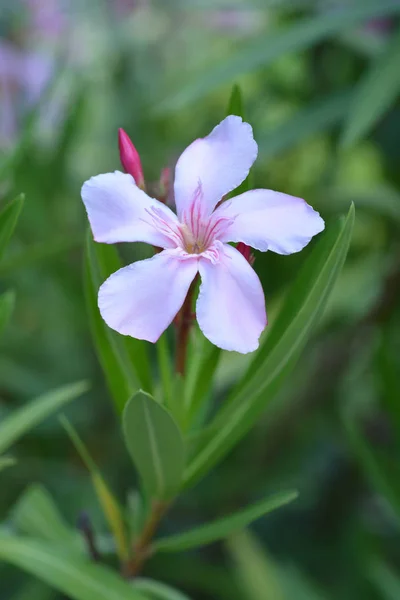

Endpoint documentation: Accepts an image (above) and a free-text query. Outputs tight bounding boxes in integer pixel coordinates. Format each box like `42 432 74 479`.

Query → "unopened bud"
118 128 145 189
237 242 255 266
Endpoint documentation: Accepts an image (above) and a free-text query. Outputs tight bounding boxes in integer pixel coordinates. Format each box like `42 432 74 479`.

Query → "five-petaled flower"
81 116 324 353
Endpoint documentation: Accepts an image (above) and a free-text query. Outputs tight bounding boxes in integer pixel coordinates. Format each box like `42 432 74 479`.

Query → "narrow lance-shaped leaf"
341 26 400 147
342 410 400 523
12 484 78 550
184 205 355 488
0 535 146 600
0 290 15 336
123 391 185 500
133 578 192 600
226 84 243 117
0 194 24 261
156 333 174 410
227 530 285 600
60 416 129 561
0 380 89 455
155 1 400 113
152 490 297 553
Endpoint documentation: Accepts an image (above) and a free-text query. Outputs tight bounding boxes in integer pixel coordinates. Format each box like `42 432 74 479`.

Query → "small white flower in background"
81 117 324 353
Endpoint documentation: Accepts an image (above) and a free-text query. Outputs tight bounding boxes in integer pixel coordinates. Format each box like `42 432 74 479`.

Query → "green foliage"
0 535 146 600
133 579 192 600
0 195 24 262
12 485 78 549
60 416 129 560
0 290 15 337
342 27 400 146
153 490 297 553
259 89 353 160
0 381 89 455
227 530 328 600
123 391 185 500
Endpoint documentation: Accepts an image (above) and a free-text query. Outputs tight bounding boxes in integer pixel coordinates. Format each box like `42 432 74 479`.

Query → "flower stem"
175 276 198 376
123 500 167 578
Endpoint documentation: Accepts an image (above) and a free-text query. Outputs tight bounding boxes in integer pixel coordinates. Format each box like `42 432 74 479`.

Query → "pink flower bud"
237 242 255 266
118 128 145 189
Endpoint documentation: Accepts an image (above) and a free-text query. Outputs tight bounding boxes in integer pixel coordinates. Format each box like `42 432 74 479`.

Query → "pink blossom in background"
0 40 55 146
206 8 265 35
112 0 149 18
25 0 66 40
81 117 324 353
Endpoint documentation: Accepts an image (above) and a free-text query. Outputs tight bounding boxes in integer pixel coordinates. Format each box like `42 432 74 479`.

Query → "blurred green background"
2 1 400 598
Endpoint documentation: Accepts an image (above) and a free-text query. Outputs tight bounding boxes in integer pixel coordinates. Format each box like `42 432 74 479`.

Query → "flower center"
180 224 206 254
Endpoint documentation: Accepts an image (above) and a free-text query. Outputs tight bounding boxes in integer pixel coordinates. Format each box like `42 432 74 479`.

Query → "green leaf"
0 381 89 455
12 485 77 549
342 27 400 147
155 1 400 112
85 234 152 414
153 490 297 553
369 561 400 600
342 411 400 522
123 391 185 500
60 416 129 561
226 530 285 600
259 89 353 160
0 457 16 472
0 535 146 600
133 578 192 600
9 581 54 600
0 194 24 261
226 84 243 117
184 205 355 488
184 339 221 429
0 290 15 336
156 334 174 410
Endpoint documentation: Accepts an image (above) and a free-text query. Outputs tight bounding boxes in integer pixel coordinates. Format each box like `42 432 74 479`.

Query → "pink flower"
81 116 324 353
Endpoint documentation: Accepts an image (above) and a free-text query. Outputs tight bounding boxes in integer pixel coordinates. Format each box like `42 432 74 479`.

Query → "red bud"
237 242 255 266
118 128 145 189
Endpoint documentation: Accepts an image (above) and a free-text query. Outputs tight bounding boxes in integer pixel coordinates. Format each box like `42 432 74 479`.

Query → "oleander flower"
81 116 324 353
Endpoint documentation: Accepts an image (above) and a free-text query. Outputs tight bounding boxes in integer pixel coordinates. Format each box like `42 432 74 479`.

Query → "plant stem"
123 500 167 578
175 276 198 376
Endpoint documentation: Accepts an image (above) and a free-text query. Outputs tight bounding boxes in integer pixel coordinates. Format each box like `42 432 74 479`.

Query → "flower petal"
99 250 198 343
81 171 180 248
196 244 266 353
215 189 325 254
174 116 258 219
